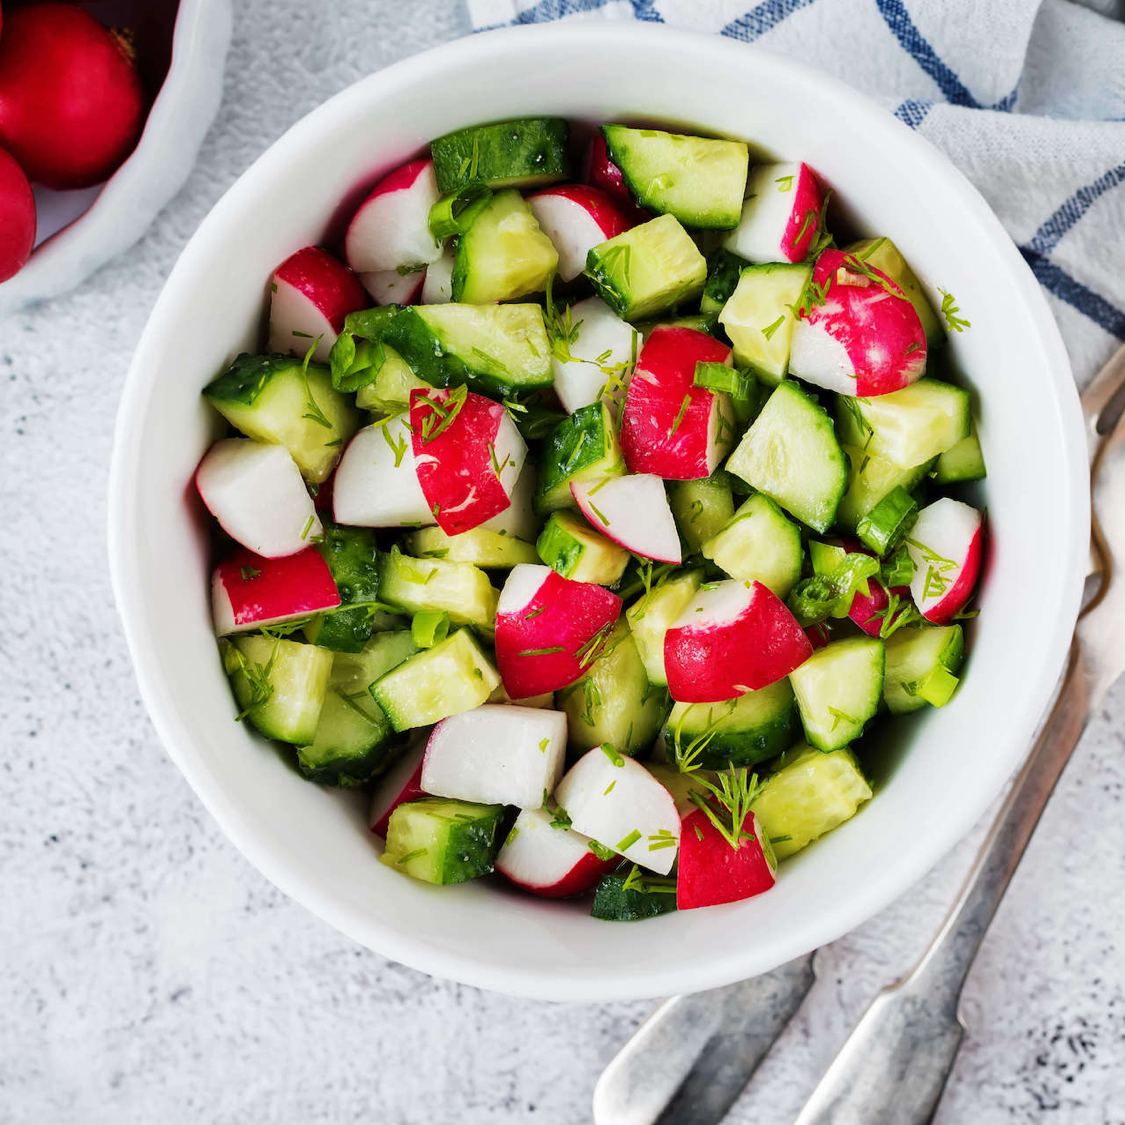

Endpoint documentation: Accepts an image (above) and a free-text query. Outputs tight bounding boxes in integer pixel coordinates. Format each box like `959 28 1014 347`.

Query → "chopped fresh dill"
761 314 786 341
615 829 641 851
668 394 692 440
600 743 625 768
937 288 971 332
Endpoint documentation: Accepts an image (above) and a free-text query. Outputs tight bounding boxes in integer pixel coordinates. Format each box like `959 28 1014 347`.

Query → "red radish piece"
369 741 427 838
583 134 649 223
0 145 34 283
494 565 621 698
332 418 435 528
345 158 442 274
907 498 983 624
571 475 682 564
410 387 527 534
0 3 145 190
312 471 334 513
421 247 454 304
480 464 538 541
664 579 813 702
676 807 775 910
550 296 639 414
495 807 617 898
211 547 339 636
805 621 832 650
724 161 824 265
358 267 424 306
848 577 911 637
527 184 633 282
421 705 567 809
553 748 681 875
196 439 321 558
789 249 927 397
267 247 368 364
621 326 734 479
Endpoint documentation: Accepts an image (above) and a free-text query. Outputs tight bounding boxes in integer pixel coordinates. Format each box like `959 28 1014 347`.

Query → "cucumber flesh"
883 624 964 714
702 492 803 598
431 117 570 192
537 510 629 585
381 798 504 884
625 568 703 686
933 426 986 484
378 546 499 630
354 346 429 413
534 401 625 513
406 525 539 568
836 443 934 532
668 475 735 553
718 263 811 385
789 636 885 751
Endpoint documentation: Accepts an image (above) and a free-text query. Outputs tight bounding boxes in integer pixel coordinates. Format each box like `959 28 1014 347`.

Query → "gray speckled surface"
2 3 1123 1122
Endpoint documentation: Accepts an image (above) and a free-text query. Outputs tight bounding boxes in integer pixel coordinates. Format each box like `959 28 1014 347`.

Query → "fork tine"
1079 341 1125 446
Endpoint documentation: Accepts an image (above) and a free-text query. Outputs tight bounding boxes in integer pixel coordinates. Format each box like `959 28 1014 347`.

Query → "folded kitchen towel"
465 0 1125 382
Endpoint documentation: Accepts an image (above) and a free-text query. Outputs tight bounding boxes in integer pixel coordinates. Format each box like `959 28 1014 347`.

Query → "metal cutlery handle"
794 640 1091 1125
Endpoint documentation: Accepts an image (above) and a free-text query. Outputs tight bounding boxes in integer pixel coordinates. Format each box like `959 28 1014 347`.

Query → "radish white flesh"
554 748 681 874
212 547 340 635
550 296 639 414
571 475 682 564
421 246 455 304
196 439 320 558
369 740 427 838
527 185 632 282
359 268 424 306
480 465 539 541
495 807 616 898
345 158 442 274
724 161 824 264
421 705 567 809
907 498 983 624
267 246 368 364
332 418 435 528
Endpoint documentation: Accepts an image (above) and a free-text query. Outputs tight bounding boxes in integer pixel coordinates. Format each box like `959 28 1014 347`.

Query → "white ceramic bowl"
0 0 232 320
109 24 1089 1001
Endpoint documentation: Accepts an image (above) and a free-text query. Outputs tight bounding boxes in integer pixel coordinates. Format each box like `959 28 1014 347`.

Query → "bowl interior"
109 25 1088 1001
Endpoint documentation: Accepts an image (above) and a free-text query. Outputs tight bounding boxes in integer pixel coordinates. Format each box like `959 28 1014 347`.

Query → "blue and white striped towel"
466 0 1125 382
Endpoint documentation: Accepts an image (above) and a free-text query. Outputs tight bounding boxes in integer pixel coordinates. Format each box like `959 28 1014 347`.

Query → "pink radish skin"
907 499 983 624
725 161 824 264
664 579 813 702
267 246 368 364
553 748 681 875
421 705 567 809
409 387 527 534
0 146 34 282
790 248 927 397
332 418 435 528
527 184 633 282
494 565 621 698
571 475 682 564
345 158 442 274
359 267 424 306
495 807 617 898
211 547 339 636
583 134 649 223
805 622 832 650
196 438 320 558
621 326 734 479
849 577 911 637
676 807 775 910
369 742 427 838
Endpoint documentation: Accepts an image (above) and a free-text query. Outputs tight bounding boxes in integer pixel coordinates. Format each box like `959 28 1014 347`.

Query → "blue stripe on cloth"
629 0 665 20
721 0 818 42
507 0 609 23
894 98 932 128
875 0 980 107
1020 247 1125 340
1027 163 1125 255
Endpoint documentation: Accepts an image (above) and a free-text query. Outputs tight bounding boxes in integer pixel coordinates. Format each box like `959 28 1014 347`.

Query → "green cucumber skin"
383 799 505 885
700 249 745 315
303 606 375 654
534 402 623 513
933 430 987 484
203 351 298 405
431 118 570 192
296 726 397 788
591 871 678 921
316 524 380 605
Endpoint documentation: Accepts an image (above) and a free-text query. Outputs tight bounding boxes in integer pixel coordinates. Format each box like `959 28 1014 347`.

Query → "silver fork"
592 342 1125 1125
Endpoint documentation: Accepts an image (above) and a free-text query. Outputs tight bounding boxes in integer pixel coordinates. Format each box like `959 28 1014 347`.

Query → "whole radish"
0 2 145 190
0 146 35 283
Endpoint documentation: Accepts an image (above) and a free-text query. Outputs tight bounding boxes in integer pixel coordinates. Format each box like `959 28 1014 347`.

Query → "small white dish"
109 24 1089 1002
0 0 232 320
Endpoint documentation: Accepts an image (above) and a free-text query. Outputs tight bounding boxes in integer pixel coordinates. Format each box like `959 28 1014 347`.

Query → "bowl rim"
108 22 1090 1000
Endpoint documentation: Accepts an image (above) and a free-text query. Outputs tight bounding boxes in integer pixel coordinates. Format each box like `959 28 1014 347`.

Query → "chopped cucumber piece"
726 381 847 533
221 635 333 745
370 628 500 731
431 117 570 193
700 249 746 315
354 346 429 413
299 631 419 785
635 312 719 339
664 679 798 770
836 381 970 469
378 546 499 630
625 568 703 686
702 493 803 598
428 184 493 240
406 525 539 568
303 607 377 653
381 798 504 884
452 189 558 303
836 443 935 532
751 744 872 859
301 524 384 652
585 214 707 321
535 401 625 513
203 353 361 483
718 263 811 385
855 486 918 556
789 636 885 751
669 475 735 553
591 868 678 921
601 125 749 230
537 511 629 585
845 236 943 346
381 304 553 398
556 621 669 755
883 624 964 714
933 425 986 484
